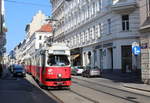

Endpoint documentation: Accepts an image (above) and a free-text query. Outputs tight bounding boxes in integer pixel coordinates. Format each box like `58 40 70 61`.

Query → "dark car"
82 66 102 78
12 65 26 77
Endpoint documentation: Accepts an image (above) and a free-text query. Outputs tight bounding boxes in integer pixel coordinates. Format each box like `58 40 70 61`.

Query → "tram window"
47 55 69 66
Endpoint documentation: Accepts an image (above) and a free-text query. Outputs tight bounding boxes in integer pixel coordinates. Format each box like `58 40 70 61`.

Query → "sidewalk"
123 83 150 92
0 68 9 79
102 71 150 92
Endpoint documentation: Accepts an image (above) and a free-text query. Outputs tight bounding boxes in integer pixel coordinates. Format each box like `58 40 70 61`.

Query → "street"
0 70 59 103
1 69 150 103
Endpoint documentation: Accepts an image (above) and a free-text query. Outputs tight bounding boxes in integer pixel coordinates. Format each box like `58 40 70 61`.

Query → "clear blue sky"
5 0 51 53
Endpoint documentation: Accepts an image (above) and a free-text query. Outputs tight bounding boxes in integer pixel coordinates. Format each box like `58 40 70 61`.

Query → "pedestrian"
0 63 3 78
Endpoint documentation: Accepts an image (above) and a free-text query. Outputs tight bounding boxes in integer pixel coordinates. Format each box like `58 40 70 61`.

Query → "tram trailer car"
27 43 71 88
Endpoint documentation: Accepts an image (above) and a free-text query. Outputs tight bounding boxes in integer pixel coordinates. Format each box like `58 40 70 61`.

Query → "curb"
123 84 150 92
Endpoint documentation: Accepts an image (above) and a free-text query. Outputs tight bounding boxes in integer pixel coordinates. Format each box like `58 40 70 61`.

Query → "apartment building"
51 0 140 73
0 0 6 63
139 0 150 84
14 11 53 63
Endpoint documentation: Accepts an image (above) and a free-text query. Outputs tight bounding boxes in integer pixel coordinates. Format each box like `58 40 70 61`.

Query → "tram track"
72 77 150 103
73 77 150 98
47 88 100 103
26 74 98 103
26 74 150 103
68 89 99 103
73 81 139 103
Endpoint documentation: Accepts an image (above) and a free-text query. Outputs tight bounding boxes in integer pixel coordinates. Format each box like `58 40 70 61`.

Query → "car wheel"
87 74 90 78
74 73 77 76
82 73 84 77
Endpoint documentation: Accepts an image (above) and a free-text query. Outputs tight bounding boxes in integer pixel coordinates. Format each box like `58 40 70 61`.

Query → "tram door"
41 53 46 75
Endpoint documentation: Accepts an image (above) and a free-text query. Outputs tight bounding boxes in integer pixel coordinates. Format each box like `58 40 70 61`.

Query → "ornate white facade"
0 0 6 63
52 0 141 72
14 11 52 63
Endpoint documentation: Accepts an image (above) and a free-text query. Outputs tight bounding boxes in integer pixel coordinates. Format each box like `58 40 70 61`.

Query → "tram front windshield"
47 55 70 66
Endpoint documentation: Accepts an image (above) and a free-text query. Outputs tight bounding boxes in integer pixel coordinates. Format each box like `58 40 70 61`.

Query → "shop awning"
71 54 80 60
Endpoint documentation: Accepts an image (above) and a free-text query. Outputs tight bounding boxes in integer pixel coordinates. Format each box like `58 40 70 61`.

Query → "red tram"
24 43 71 88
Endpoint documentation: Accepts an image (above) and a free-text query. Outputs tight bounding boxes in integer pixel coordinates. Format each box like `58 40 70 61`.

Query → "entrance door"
108 48 113 70
99 49 103 69
121 45 132 73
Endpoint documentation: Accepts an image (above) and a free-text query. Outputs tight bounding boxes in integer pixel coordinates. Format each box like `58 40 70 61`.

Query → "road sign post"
132 42 141 71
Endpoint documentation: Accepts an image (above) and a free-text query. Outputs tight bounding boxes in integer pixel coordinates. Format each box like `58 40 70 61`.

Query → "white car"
71 66 84 75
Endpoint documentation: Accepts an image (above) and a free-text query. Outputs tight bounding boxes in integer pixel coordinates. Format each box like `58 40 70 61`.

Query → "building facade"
0 0 7 63
14 11 53 63
139 0 150 84
51 0 141 73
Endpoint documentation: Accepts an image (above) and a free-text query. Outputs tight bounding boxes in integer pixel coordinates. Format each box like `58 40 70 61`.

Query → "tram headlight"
57 74 62 78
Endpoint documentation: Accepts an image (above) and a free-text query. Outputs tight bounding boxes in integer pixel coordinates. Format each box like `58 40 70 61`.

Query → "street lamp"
45 17 60 44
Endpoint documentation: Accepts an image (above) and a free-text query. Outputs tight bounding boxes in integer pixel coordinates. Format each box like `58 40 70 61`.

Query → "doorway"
121 45 132 73
99 49 103 69
108 48 113 70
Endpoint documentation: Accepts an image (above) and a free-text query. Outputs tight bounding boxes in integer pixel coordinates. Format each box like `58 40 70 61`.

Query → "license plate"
17 73 22 75
57 82 63 85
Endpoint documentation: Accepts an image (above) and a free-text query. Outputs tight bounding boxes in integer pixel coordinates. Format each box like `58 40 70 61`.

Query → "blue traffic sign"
132 46 141 56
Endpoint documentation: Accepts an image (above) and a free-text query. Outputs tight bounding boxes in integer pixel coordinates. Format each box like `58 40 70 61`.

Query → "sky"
5 0 52 53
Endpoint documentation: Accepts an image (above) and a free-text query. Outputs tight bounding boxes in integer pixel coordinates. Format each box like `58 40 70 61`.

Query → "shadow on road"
101 70 142 84
0 70 59 103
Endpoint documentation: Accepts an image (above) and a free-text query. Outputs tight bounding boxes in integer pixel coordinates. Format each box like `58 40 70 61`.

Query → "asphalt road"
0 72 59 103
1 70 150 103
71 76 150 103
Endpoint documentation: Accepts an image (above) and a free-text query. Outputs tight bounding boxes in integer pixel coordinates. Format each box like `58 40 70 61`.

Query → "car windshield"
47 54 70 66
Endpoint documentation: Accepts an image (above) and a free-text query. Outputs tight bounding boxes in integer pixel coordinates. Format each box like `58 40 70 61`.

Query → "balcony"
140 17 150 33
111 0 137 13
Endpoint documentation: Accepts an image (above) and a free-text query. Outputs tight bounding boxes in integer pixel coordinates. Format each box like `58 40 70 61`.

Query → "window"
87 5 90 18
97 23 102 38
92 26 95 39
98 0 102 11
93 2 96 15
108 19 111 34
95 24 99 39
85 30 88 42
122 15 129 31
89 28 92 41
47 55 69 66
39 36 42 40
39 43 42 48
146 0 150 17
82 32 85 43
78 34 80 44
74 35 77 45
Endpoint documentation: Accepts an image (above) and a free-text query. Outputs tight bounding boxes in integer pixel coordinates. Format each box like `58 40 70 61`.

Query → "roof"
36 24 53 32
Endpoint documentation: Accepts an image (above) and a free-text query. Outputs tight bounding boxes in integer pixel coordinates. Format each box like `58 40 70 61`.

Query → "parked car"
8 64 15 73
82 66 102 78
71 66 84 75
12 64 26 77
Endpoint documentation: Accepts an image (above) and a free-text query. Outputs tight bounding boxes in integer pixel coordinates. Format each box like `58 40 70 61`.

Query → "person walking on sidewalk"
0 63 3 78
